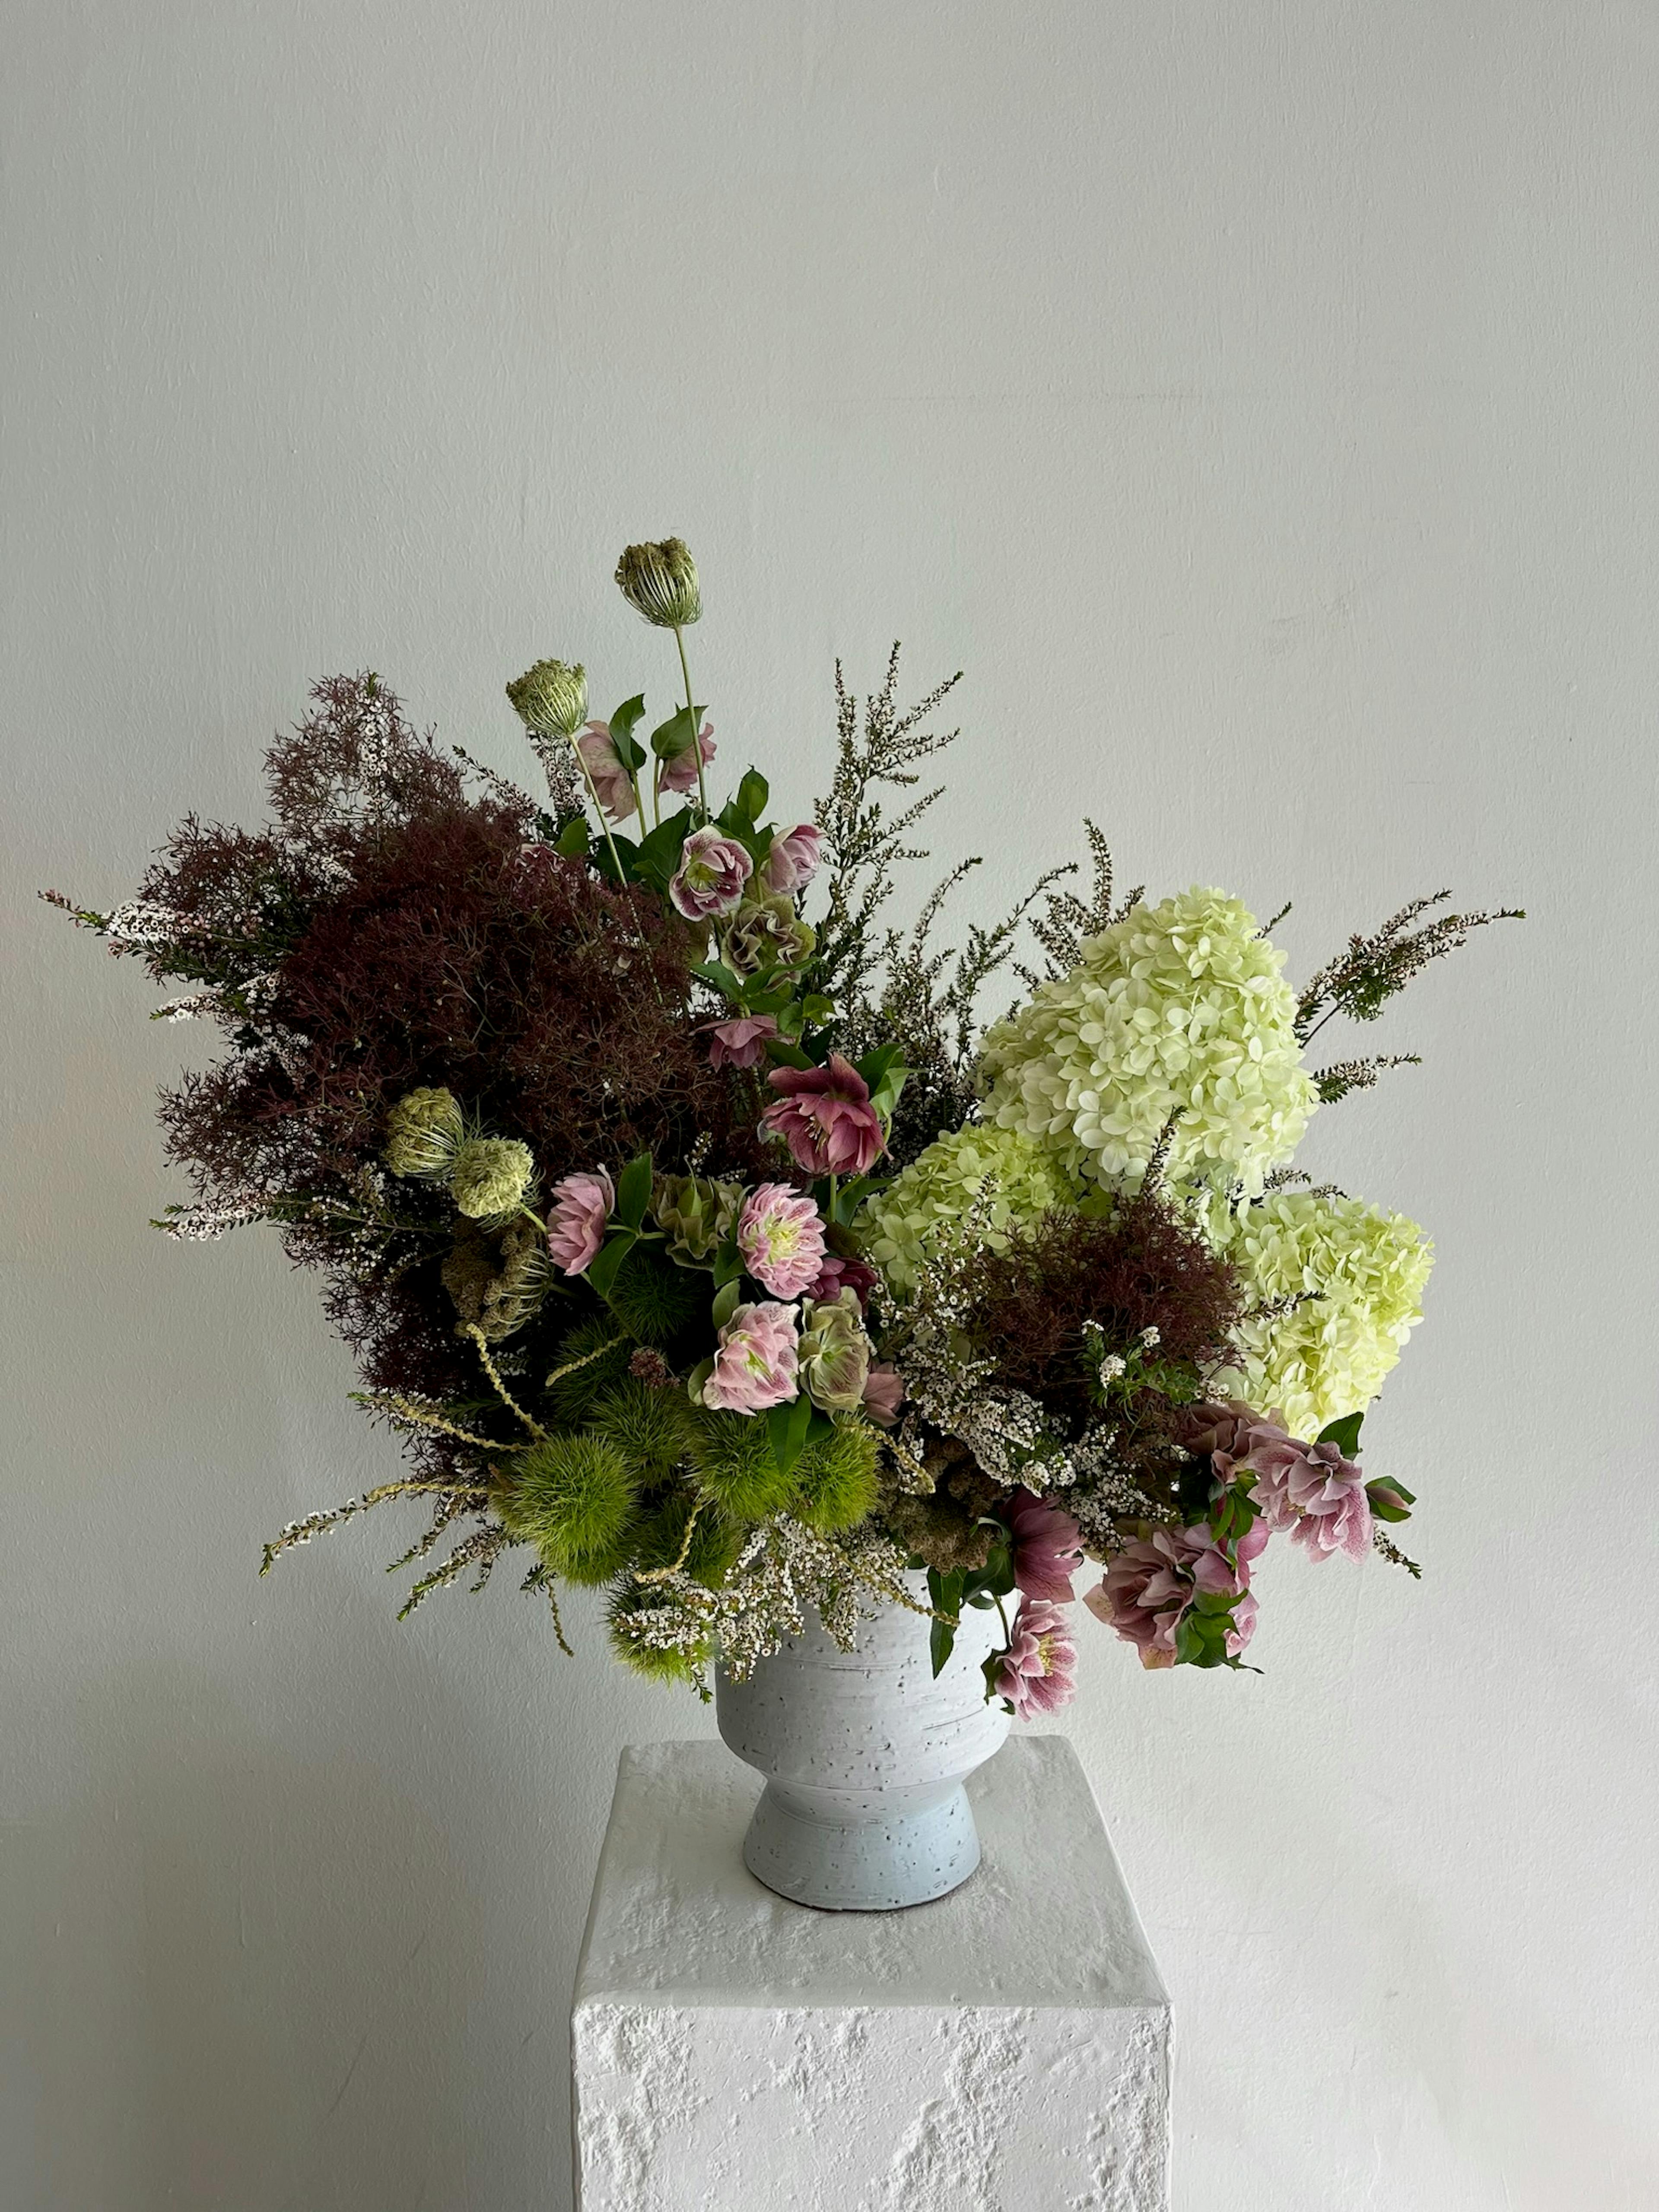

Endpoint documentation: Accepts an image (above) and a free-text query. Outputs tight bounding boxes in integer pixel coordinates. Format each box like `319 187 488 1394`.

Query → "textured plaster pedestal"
571 1737 1171 2211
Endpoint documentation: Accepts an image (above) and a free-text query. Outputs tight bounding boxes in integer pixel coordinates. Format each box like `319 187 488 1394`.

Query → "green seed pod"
449 1136 534 1220
685 1406 800 1522
587 1379 695 1484
505 658 588 740
383 1086 465 1180
615 538 701 628
794 1419 880 1532
498 1431 638 1585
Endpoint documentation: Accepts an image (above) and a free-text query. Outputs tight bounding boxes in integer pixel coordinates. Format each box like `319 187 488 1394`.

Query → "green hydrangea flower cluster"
1203 1189 1434 1437
861 1125 1076 1297
977 888 1319 1195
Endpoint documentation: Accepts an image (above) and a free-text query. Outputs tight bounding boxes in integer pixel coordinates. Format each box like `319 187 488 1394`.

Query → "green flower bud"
505 658 588 740
384 1086 465 1179
615 538 702 628
797 1288 872 1413
720 891 816 978
652 1172 744 1266
449 1136 534 1220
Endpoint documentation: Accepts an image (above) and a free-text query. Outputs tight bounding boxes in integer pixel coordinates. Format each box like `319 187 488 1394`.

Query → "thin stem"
566 731 629 890
673 626 709 821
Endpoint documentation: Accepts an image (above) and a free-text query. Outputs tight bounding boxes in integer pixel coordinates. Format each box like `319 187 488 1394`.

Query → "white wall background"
4 3 1656 2206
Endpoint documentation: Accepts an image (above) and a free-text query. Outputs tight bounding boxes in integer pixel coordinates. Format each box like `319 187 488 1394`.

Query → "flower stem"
673 626 709 821
567 734 630 889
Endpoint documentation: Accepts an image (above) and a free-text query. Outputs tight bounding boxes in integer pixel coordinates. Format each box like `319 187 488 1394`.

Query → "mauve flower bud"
615 538 702 628
547 1169 615 1275
505 659 588 740
575 723 639 823
761 823 823 896
659 719 716 795
860 1363 905 1427
383 1086 465 1179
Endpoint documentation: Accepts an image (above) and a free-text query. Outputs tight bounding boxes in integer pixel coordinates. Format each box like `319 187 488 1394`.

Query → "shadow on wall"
4 1649 584 2212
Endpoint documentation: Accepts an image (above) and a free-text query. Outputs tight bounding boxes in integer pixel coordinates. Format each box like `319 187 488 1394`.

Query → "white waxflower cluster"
1203 1188 1434 1438
977 888 1319 1195
861 1124 1076 1297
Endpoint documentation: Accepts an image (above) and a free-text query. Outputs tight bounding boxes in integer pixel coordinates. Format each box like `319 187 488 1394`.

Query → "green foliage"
587 1379 694 1484
498 1431 639 1585
605 1244 706 1346
686 1407 801 1522
543 1313 631 1425
1316 1410 1365 1459
1173 1589 1255 1670
925 1530 1016 1677
793 1420 880 1532
631 1491 744 1587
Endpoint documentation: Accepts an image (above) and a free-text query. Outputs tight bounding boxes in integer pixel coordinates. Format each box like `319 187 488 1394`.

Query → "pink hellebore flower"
669 826 753 922
736 1182 827 1300
575 723 638 823
546 1169 615 1276
860 1363 904 1427
1086 1521 1268 1669
762 1054 886 1177
659 718 717 796
761 822 823 896
807 1251 879 1309
1246 1435 1373 1562
700 1012 779 1071
702 1300 800 1414
997 1598 1078 1718
1005 1487 1085 1604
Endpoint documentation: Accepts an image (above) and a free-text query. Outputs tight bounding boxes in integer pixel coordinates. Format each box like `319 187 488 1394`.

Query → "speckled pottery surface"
715 1570 1011 1910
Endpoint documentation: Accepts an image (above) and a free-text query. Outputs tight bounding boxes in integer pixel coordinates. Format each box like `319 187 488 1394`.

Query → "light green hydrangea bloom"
1205 1188 1434 1438
977 888 1318 1196
861 1124 1075 1297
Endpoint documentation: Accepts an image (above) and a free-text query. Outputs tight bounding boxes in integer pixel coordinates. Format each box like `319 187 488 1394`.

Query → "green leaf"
650 702 702 761
854 1041 903 1090
767 1393 814 1480
586 1228 637 1301
616 1150 654 1232
801 995 836 1026
610 693 647 754
1317 1411 1364 1459
690 960 747 1004
554 817 591 858
711 1277 742 1331
712 1239 744 1290
927 1567 964 1678
762 1037 815 1071
630 807 694 893
735 768 769 823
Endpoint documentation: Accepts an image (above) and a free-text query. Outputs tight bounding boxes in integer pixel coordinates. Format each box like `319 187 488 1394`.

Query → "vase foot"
740 1781 982 1911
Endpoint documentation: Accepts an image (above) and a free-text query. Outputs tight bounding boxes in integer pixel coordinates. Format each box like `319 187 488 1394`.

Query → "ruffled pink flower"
861 1363 904 1427
1005 1488 1084 1604
736 1182 827 1299
669 826 753 921
546 1169 614 1276
807 1251 879 1309
699 1011 779 1071
575 723 638 823
761 822 823 896
1246 1435 1372 1561
762 1054 886 1177
1086 1521 1268 1669
1174 1397 1288 1463
997 1598 1078 1717
659 718 717 796
702 1300 800 1414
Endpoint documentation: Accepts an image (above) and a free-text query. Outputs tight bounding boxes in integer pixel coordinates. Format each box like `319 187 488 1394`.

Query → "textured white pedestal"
571 1737 1171 2210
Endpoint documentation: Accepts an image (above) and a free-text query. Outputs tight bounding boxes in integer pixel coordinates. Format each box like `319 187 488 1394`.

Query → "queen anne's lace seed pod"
1204 1189 1434 1437
978 888 1318 1195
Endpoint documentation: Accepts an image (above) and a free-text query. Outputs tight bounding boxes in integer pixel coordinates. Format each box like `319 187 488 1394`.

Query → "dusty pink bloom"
702 1300 800 1414
669 826 753 921
1086 1521 1267 1669
860 1363 905 1427
1246 1435 1372 1561
1174 1397 1287 1463
997 1599 1078 1717
659 718 717 796
546 1169 614 1276
736 1182 827 1299
762 1054 886 1177
699 1011 779 1071
761 822 823 895
1005 1487 1084 1604
807 1251 879 1309
574 723 638 823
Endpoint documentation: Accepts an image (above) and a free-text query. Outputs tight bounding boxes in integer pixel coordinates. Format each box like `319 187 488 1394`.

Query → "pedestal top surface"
573 1736 1168 2012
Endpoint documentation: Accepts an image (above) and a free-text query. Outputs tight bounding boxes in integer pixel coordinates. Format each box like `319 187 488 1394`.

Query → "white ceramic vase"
715 1570 1011 1911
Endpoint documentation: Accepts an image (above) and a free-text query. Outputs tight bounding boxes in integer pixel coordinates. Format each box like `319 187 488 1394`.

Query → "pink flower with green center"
1245 1434 1372 1561
669 826 753 921
997 1598 1078 1717
701 1300 800 1414
736 1182 826 1299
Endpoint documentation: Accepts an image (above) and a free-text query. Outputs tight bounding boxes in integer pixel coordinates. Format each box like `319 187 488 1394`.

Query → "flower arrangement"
48 540 1519 1705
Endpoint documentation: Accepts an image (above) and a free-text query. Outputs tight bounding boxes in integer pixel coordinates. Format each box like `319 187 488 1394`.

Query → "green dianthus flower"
978 888 1318 1196
1205 1188 1433 1437
861 1124 1076 1297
